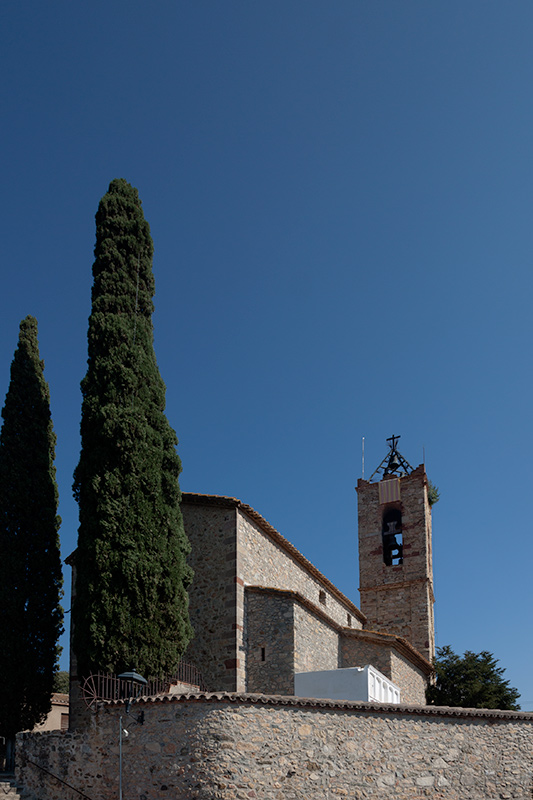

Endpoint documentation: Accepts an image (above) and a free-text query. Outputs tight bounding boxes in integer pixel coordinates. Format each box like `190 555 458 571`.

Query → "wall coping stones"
182 492 366 623
100 691 533 721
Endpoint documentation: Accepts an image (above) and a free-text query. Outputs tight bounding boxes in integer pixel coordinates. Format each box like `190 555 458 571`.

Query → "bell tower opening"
356 435 435 662
382 508 403 566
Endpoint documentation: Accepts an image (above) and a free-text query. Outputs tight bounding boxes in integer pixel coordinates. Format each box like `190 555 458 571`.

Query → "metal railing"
82 663 207 707
25 759 96 800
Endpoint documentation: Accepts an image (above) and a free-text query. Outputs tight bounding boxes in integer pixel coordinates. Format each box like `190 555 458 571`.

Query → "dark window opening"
319 590 326 605
261 647 266 662
382 508 403 566
347 613 352 627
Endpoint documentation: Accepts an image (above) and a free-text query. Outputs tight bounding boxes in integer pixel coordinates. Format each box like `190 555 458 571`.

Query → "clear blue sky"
1 1 532 709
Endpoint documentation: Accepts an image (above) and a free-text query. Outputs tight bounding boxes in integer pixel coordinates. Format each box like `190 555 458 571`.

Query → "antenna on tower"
362 437 365 479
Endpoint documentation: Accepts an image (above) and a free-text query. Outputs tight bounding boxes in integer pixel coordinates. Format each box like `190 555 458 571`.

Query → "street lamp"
117 670 147 800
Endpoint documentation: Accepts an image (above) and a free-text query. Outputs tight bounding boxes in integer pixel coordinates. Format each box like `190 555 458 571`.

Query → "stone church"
69 437 434 711
21 439 532 800
180 439 434 706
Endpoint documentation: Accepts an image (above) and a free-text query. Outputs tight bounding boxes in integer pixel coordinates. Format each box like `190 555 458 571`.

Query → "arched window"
382 507 403 566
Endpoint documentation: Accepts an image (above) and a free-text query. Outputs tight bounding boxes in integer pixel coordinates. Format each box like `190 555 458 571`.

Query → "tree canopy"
72 179 193 680
0 316 63 761
426 645 520 710
53 670 70 694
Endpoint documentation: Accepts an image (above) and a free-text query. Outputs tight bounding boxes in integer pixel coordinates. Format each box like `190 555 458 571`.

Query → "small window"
347 613 352 627
61 713 69 731
319 590 326 605
260 647 266 662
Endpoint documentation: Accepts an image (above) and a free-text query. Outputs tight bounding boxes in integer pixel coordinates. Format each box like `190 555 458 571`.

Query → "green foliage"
53 670 70 693
73 179 193 680
426 645 521 710
0 317 63 740
427 480 440 506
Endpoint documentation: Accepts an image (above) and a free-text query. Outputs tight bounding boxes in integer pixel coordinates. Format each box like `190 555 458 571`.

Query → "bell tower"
356 436 435 662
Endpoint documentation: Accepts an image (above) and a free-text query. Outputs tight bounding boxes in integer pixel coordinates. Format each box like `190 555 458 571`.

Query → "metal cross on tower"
370 435 414 481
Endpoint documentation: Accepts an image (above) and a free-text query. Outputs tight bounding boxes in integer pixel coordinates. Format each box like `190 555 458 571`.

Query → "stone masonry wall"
293 602 340 676
357 466 435 661
341 634 393 678
182 497 363 694
17 695 533 800
181 502 239 691
245 591 295 694
245 589 341 694
238 509 362 630
340 634 427 705
389 650 427 705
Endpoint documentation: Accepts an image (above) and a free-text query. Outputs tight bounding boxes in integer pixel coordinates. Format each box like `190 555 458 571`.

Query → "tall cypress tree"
72 179 192 680
0 316 63 767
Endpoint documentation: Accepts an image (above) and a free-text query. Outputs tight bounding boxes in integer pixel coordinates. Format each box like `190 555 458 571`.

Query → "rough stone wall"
293 602 339 676
389 650 427 705
238 509 361 630
245 591 295 694
245 590 341 694
181 502 239 691
357 465 435 661
182 497 364 695
17 696 533 800
340 634 427 705
341 634 393 678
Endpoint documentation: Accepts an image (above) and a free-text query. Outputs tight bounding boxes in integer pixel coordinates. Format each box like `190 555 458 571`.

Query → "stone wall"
245 591 295 694
245 589 341 694
389 649 427 706
293 601 340 676
181 495 364 694
182 501 239 691
17 694 533 800
357 466 435 661
341 631 428 705
237 508 362 630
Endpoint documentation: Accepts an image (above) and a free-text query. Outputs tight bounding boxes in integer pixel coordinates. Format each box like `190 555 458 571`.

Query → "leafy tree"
72 178 193 680
0 316 63 768
427 645 520 710
53 670 70 693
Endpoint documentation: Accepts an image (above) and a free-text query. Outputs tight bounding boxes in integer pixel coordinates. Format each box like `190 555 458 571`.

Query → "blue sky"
1 1 532 709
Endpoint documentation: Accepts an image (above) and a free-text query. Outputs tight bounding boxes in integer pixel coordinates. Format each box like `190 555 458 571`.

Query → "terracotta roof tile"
102 691 533 721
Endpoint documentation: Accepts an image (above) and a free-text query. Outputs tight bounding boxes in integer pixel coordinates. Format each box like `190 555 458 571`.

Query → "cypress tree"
72 179 192 680
0 316 63 767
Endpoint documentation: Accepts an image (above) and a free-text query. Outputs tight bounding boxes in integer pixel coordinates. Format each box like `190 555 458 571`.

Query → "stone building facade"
67 473 434 725
180 491 432 705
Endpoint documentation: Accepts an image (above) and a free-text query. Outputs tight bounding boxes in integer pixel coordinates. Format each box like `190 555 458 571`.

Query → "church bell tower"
356 436 435 662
